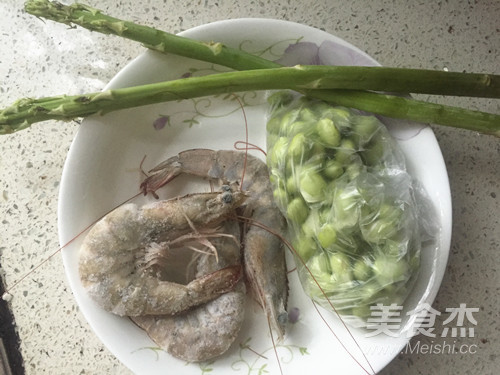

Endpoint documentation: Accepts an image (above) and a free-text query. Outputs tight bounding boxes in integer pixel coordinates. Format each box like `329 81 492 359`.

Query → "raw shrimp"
79 188 247 316
131 221 246 362
140 149 289 340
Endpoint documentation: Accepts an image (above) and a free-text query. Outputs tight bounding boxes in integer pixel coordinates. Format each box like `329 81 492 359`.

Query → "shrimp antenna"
267 314 284 375
237 215 376 375
231 93 249 191
233 141 267 156
3 191 143 297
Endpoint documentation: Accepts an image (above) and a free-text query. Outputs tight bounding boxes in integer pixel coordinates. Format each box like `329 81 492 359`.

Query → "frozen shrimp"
131 221 246 362
78 188 246 316
140 149 289 340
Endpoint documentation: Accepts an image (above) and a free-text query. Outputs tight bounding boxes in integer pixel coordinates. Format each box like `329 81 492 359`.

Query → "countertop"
0 0 498 374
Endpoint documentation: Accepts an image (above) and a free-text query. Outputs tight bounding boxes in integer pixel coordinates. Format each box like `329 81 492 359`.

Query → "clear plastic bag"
265 91 436 326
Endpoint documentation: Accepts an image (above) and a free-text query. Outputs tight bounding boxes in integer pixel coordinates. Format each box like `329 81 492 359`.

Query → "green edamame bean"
353 259 372 281
323 159 344 180
316 118 341 148
293 236 317 261
318 223 337 249
287 132 310 162
300 169 327 203
287 196 309 224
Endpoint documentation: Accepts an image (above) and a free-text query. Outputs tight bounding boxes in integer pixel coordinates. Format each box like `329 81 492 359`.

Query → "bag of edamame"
266 91 437 328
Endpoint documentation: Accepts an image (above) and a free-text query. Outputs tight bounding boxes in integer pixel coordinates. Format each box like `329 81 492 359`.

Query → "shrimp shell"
79 189 246 316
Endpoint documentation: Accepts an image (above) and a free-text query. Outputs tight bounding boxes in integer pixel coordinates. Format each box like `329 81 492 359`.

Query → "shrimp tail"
187 265 243 301
140 154 183 196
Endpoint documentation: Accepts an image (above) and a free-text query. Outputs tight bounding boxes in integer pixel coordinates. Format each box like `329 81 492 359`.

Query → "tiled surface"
0 0 498 374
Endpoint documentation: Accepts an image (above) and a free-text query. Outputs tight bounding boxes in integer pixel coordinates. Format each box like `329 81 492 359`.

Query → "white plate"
58 19 452 375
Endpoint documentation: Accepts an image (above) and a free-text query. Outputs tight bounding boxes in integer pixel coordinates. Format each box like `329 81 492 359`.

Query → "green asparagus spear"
25 0 277 70
24 0 499 98
1 67 499 135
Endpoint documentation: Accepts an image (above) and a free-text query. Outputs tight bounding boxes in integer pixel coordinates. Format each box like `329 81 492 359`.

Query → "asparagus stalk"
25 0 499 98
2 67 499 136
25 0 276 71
